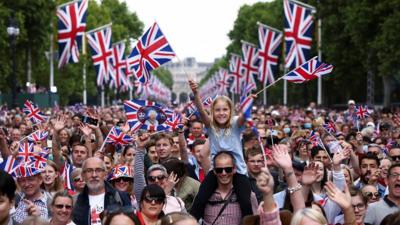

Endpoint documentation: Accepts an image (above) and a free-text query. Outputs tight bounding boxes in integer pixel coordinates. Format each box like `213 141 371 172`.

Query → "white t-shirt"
89 193 105 225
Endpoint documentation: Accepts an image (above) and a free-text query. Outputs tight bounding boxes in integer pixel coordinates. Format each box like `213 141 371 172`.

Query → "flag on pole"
110 41 128 90
241 41 259 88
27 130 49 142
0 156 20 174
23 100 48 125
323 121 337 134
283 56 333 83
229 54 243 94
283 0 315 69
356 105 370 119
257 23 282 85
86 24 113 86
57 0 88 68
105 126 133 146
127 22 176 84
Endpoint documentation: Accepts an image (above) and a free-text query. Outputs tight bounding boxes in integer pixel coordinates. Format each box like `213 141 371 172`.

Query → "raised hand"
302 162 319 186
188 79 198 95
325 181 352 210
165 172 179 195
256 167 274 196
53 115 66 132
79 122 92 137
272 144 292 172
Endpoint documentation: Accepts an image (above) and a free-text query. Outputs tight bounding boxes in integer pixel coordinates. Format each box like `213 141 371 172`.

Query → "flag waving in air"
109 40 129 90
105 126 133 146
86 24 113 86
283 57 333 83
356 105 370 119
257 22 282 85
229 54 243 94
57 0 88 68
127 22 176 84
23 100 48 125
284 0 315 68
241 41 259 88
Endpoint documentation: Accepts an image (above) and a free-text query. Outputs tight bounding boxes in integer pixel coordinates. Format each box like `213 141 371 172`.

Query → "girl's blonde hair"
290 208 327 225
210 95 234 136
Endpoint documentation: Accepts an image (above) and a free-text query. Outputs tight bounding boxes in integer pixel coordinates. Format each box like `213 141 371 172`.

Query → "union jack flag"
165 112 182 131
23 100 47 125
110 41 128 90
240 95 254 118
284 0 315 69
61 161 73 190
29 149 50 169
110 165 133 180
228 54 243 94
127 22 176 84
105 126 133 146
86 25 113 86
283 57 333 83
27 130 49 142
323 121 337 134
217 69 230 95
356 105 370 119
124 99 170 132
13 163 42 178
257 23 282 85
309 130 323 148
57 0 88 68
16 142 35 163
241 83 256 98
241 41 259 88
186 97 213 119
0 156 20 174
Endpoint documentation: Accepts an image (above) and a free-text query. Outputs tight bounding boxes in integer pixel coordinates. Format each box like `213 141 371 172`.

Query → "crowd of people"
1 80 400 225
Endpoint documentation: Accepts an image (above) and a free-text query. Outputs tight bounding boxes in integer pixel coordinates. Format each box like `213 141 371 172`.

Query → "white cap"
271 110 280 117
348 100 355 105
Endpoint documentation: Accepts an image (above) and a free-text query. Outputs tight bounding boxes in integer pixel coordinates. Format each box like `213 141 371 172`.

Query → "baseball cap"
348 100 355 105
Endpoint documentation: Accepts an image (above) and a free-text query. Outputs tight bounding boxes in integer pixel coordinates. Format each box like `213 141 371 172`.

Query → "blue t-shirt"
207 116 247 175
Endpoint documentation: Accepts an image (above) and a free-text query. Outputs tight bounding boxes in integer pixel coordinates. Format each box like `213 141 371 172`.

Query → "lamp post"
7 12 19 108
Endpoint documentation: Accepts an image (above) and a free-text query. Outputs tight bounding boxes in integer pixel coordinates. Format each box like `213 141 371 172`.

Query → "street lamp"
7 12 19 108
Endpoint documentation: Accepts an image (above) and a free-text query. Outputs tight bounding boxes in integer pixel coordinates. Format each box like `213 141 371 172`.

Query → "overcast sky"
125 0 261 63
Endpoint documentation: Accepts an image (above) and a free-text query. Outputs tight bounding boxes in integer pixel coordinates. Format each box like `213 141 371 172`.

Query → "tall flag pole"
57 0 88 68
283 0 316 105
86 24 113 107
257 22 282 105
317 0 323 105
240 40 259 91
127 22 176 84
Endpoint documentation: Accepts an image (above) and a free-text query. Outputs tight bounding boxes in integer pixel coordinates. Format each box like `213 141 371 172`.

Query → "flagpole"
254 73 287 96
263 89 267 105
283 67 287 105
82 32 87 105
98 128 112 152
317 13 322 105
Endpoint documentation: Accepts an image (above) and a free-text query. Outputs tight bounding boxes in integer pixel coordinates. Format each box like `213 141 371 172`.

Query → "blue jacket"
72 181 131 225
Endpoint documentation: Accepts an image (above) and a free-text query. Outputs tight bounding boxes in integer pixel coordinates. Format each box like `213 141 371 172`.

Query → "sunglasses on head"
214 167 233 174
364 192 379 198
143 195 165 204
113 177 132 183
54 204 72 210
147 175 166 182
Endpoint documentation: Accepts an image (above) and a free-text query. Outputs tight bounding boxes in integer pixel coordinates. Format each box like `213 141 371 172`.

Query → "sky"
125 0 261 63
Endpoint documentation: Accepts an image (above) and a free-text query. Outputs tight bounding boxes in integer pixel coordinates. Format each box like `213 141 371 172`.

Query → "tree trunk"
382 75 391 108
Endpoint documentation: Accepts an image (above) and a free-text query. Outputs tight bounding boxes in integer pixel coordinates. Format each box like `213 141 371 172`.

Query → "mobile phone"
80 115 98 126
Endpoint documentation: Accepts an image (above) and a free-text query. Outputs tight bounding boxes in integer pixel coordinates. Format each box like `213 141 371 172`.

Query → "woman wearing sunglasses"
108 165 138 209
361 184 380 203
50 191 75 225
137 184 166 225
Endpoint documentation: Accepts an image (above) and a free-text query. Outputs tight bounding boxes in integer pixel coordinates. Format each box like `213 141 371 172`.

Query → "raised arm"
51 116 67 167
0 128 10 158
188 80 210 127
325 181 356 225
257 167 282 225
134 137 148 202
272 144 305 211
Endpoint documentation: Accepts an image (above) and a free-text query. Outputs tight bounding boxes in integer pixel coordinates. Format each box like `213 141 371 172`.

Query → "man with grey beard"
72 157 131 225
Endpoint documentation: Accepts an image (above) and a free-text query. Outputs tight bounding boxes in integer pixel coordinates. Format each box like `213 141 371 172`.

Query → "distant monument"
164 57 213 104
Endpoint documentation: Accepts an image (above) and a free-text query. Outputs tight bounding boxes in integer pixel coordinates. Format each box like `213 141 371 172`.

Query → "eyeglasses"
389 173 400 179
143 195 165 205
54 204 73 210
113 177 132 183
363 192 380 199
83 168 105 174
73 177 83 182
214 167 233 174
391 155 400 161
352 203 365 210
147 175 166 182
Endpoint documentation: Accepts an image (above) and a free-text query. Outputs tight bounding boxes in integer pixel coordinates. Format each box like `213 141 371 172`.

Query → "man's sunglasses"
214 167 233 174
363 192 379 199
144 195 165 205
54 204 72 210
147 175 166 182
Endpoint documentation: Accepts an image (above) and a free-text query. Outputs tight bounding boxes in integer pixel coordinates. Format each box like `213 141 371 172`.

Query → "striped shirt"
13 191 50 223
203 189 258 225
